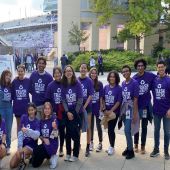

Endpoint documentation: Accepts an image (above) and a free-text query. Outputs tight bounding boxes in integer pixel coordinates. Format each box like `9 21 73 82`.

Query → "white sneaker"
107 146 114 155
7 148 11 155
69 156 78 162
89 142 94 151
50 155 58 169
64 155 71 161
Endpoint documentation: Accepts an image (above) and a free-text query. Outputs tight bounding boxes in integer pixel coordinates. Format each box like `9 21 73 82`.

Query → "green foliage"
158 49 170 59
152 42 164 58
71 49 156 72
68 22 89 51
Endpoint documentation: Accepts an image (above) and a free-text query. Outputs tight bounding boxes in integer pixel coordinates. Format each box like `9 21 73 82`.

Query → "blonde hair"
42 102 53 120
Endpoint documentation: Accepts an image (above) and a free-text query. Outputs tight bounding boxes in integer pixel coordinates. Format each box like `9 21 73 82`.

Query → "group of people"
0 56 170 170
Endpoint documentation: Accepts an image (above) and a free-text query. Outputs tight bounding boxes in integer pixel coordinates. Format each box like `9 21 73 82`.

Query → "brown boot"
134 144 138 153
141 145 146 154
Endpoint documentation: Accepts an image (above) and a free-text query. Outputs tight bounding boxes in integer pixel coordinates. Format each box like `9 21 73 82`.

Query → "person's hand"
21 124 28 133
52 119 57 129
104 110 110 116
166 109 170 118
67 112 74 120
43 138 50 145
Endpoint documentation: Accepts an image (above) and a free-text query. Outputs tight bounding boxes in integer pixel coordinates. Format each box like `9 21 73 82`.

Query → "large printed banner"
0 55 15 76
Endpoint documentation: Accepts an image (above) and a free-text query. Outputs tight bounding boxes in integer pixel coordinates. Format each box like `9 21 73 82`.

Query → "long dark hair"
89 67 99 91
61 65 77 87
107 70 120 85
0 70 12 87
27 103 37 115
0 114 2 125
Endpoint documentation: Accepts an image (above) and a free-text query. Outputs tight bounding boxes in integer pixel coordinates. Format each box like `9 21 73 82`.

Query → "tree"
68 22 89 51
91 0 170 53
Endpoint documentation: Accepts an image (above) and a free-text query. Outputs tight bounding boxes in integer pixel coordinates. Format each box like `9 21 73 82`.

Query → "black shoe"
150 148 159 157
85 147 90 157
17 160 26 170
164 151 170 160
122 148 128 156
126 150 135 160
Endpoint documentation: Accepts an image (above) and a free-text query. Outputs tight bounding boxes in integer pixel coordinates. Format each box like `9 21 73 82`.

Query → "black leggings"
91 114 103 143
32 144 50 168
58 124 66 151
108 115 118 147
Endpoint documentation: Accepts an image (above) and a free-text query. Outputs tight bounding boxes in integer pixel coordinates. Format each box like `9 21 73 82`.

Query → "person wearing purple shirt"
12 65 30 135
10 103 40 169
121 65 139 160
61 65 83 162
0 114 6 162
103 71 122 155
30 57 53 119
0 70 13 155
150 60 170 160
133 59 156 154
45 66 66 157
78 63 94 157
32 102 58 169
89 68 103 152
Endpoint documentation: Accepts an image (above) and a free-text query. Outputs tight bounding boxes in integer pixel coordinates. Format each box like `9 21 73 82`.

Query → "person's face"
44 104 52 117
28 106 36 119
5 73 12 83
157 64 166 76
37 59 46 72
122 67 131 79
54 69 61 81
17 67 25 79
65 67 73 80
137 62 145 74
90 69 97 80
109 73 116 85
80 64 87 76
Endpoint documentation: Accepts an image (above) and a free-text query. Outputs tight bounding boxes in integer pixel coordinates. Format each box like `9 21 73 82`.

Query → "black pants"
134 118 148 146
32 144 50 168
65 113 80 157
108 115 118 147
91 114 103 143
58 123 66 151
98 64 103 75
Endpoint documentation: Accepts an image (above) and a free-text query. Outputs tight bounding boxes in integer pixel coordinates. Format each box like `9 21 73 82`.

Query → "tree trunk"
135 36 141 53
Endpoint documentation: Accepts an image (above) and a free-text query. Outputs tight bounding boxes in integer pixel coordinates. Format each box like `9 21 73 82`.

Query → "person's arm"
83 95 92 110
2 134 6 144
18 131 24 149
133 97 138 123
75 98 83 113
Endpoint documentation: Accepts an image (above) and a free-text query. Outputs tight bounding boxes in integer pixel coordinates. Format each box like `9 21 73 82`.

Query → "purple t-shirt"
61 81 83 112
104 84 122 114
0 119 6 144
12 78 30 117
122 78 139 102
45 80 62 112
133 72 156 109
20 114 40 149
40 115 58 156
152 75 170 116
30 71 53 106
78 77 94 108
92 81 103 116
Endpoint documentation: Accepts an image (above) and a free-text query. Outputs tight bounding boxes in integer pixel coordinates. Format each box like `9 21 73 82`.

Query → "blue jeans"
154 114 170 152
0 107 13 148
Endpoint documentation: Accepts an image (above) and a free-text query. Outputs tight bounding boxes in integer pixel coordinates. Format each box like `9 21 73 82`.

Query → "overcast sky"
0 0 44 22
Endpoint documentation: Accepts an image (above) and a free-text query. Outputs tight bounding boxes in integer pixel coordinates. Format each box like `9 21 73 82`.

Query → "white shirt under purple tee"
30 71 53 106
20 114 40 149
45 80 62 113
152 75 170 116
61 81 83 113
133 72 156 109
122 78 139 102
12 78 30 117
40 115 58 156
104 84 122 115
0 119 6 144
92 81 103 116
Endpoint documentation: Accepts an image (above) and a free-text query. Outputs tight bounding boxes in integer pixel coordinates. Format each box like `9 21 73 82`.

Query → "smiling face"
64 66 73 81
17 67 25 80
90 69 97 81
80 64 88 77
108 72 116 85
122 67 131 80
43 103 52 118
5 73 12 84
157 63 166 77
37 59 46 73
28 106 36 119
54 69 61 81
137 62 145 75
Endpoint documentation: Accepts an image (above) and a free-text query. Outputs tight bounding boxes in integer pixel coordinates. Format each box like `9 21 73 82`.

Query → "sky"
0 0 44 23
